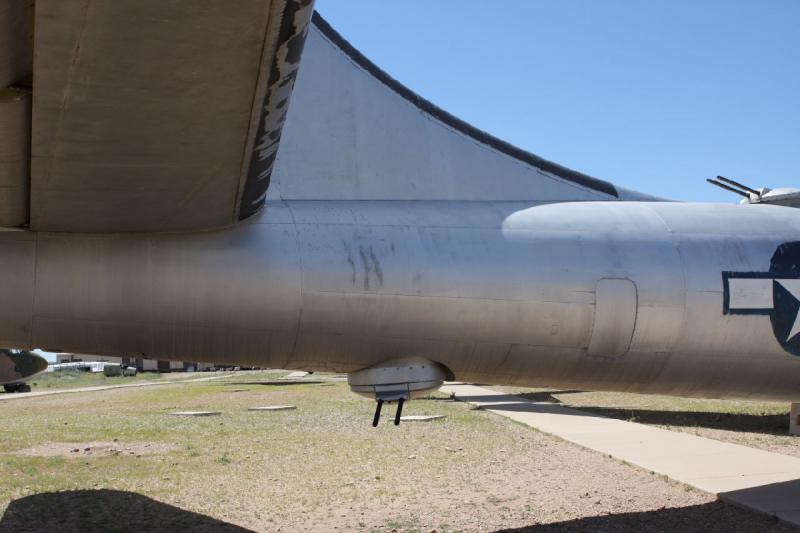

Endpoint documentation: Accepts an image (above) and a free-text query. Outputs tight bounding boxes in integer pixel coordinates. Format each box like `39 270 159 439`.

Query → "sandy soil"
13 441 177 458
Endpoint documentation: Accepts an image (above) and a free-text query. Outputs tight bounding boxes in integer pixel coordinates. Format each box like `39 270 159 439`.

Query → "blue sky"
314 1 799 202
33 350 57 363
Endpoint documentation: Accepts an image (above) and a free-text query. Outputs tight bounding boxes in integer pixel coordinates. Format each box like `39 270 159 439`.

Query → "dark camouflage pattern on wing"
238 0 316 220
0 349 48 384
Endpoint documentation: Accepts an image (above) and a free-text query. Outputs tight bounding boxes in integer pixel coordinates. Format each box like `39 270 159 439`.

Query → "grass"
5 368 267 394
1 373 795 532
17 370 197 391
0 372 522 531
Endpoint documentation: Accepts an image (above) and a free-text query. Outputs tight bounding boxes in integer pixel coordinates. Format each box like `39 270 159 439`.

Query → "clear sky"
314 1 799 202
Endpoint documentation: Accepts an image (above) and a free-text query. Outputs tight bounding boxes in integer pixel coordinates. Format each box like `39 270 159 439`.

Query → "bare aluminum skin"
1 10 798 402
0 200 798 400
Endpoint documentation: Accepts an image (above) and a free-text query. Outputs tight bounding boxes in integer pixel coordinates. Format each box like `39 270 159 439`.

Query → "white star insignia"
776 279 800 342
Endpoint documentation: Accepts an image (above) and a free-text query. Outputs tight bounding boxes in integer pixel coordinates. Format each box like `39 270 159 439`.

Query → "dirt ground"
0 373 795 532
13 441 177 458
496 387 800 459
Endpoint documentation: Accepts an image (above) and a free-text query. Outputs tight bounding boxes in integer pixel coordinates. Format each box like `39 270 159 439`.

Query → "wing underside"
0 4 657 235
1 0 314 233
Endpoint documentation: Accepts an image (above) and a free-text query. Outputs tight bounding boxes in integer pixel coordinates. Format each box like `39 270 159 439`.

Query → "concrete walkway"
0 374 231 402
442 383 800 527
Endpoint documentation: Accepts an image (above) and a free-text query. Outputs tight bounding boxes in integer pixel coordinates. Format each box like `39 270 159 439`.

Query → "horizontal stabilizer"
269 13 654 204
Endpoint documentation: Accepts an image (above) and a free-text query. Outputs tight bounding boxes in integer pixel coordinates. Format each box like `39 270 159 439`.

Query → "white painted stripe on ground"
441 383 800 527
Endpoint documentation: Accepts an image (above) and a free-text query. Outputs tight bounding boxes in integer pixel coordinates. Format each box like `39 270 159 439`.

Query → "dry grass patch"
0 372 794 532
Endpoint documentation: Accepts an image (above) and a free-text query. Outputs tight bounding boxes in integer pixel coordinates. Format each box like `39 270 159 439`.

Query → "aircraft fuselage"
1 200 799 400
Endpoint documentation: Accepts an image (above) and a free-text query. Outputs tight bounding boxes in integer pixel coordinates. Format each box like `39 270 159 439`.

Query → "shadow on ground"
576 407 791 435
0 490 252 533
1 490 792 532
508 392 791 435
496 501 790 532
514 391 580 403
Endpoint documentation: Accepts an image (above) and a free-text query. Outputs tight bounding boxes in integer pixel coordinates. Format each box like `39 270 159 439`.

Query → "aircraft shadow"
574 406 790 435
512 390 581 403
0 489 252 533
495 500 791 532
453 391 578 406
1 490 791 532
456 392 792 436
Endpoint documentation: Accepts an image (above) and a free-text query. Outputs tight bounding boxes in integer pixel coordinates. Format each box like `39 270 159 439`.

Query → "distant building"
55 353 195 372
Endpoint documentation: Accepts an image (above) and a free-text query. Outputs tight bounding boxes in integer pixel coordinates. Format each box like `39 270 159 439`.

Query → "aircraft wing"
2 0 314 233
2 2 658 236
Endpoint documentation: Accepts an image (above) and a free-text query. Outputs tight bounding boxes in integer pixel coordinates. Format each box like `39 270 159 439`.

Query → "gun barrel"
707 178 750 198
716 176 760 196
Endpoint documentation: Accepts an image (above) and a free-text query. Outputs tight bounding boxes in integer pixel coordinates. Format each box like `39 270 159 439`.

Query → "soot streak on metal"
342 241 357 287
357 245 384 291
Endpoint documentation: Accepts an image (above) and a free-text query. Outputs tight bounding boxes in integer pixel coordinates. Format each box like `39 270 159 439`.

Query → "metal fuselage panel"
1 200 799 400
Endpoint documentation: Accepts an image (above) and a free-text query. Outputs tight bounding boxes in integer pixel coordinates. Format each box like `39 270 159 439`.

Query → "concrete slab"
283 371 309 379
716 478 800 513
399 415 446 422
778 510 800 526
168 411 221 417
247 405 296 412
688 472 800 494
442 383 800 527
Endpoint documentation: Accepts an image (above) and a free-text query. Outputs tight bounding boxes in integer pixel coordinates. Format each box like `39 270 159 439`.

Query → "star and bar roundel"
723 242 800 356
